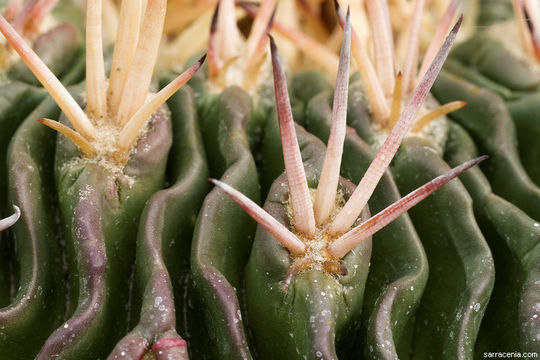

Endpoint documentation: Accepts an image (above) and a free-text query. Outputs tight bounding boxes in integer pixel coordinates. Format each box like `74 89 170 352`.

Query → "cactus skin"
391 137 495 359
1 94 68 359
108 78 208 359
189 86 263 360
445 121 540 353
33 98 172 359
432 71 540 223
7 23 82 86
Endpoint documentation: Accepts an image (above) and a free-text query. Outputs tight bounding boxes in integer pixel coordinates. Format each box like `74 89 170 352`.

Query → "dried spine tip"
284 258 313 290
314 10 351 226
86 0 107 122
210 179 306 256
117 54 207 153
412 101 466 133
270 35 317 237
327 156 488 258
328 15 462 236
0 16 96 140
38 119 98 158
0 205 21 232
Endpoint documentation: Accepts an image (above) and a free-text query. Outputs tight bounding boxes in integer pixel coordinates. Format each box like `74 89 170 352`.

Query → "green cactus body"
189 86 262 359
391 136 495 359
303 88 429 360
445 11 540 188
432 71 540 222
329 72 495 358
507 93 540 185
1 94 68 359
33 97 172 359
445 120 540 353
0 81 44 307
246 111 372 359
108 78 209 359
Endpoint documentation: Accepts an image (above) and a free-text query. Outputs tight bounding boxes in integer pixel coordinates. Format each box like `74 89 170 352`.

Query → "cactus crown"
212 10 485 286
0 0 204 166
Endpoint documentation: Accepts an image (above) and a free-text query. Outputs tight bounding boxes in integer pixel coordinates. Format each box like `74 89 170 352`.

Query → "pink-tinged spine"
401 0 426 94
270 35 317 237
418 0 459 81
365 0 395 97
334 0 389 121
328 15 463 236
328 155 487 258
314 9 351 226
12 0 59 36
210 179 306 256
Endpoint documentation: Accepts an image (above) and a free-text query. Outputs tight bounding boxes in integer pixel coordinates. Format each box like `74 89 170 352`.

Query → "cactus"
0 0 538 359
